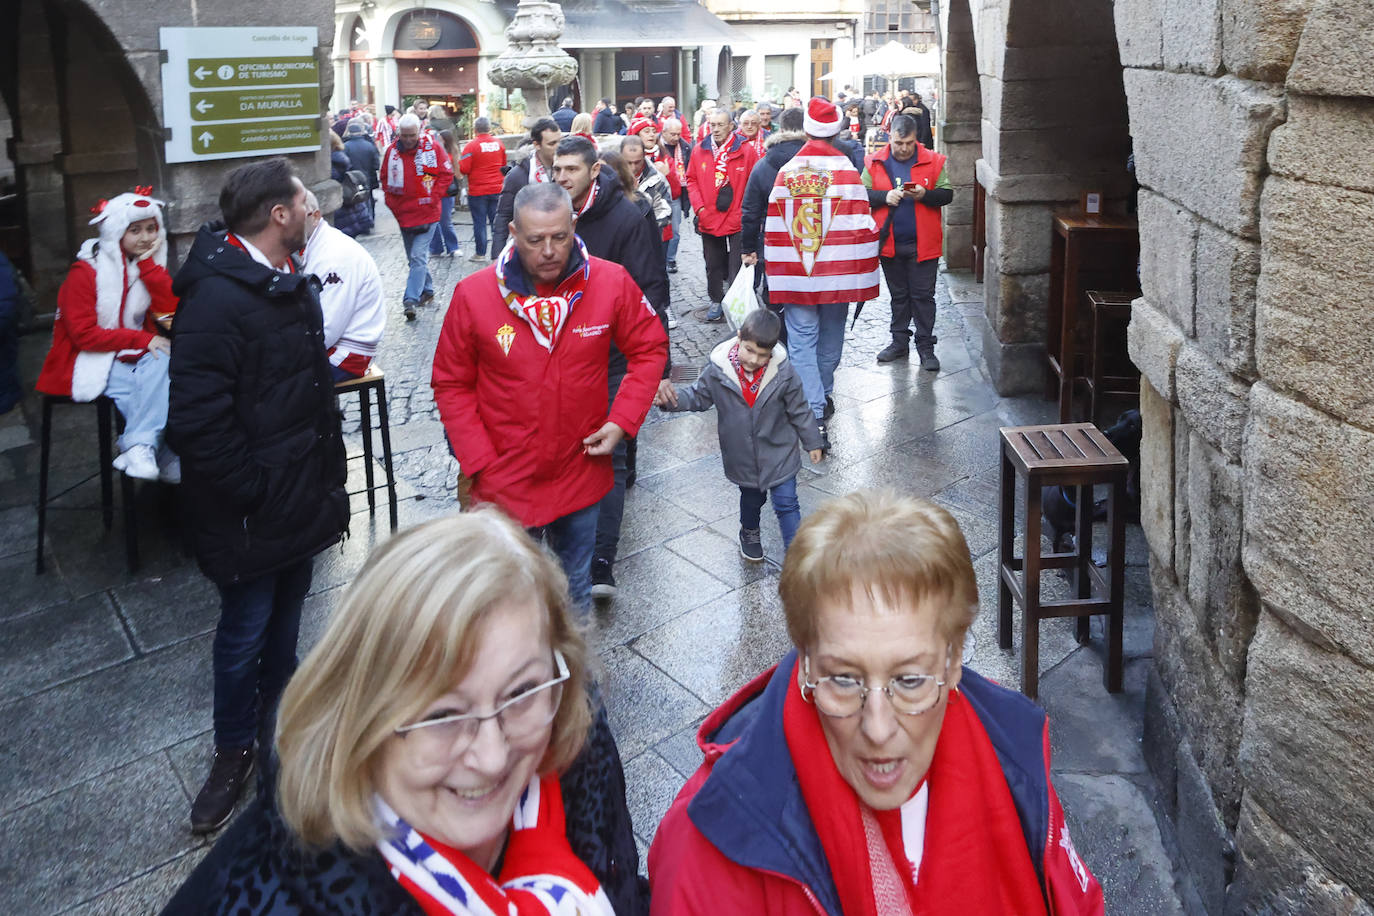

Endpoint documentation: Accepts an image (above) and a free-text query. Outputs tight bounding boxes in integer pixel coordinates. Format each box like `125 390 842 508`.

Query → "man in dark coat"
490 117 562 257
342 117 381 218
593 99 624 135
168 157 349 836
552 135 671 600
552 97 578 131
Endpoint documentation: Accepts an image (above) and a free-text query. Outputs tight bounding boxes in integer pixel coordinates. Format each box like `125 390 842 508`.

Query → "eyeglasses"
394 650 569 764
801 651 949 718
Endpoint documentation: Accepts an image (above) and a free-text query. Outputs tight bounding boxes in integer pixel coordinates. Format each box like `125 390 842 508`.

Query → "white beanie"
803 96 843 138
88 188 167 257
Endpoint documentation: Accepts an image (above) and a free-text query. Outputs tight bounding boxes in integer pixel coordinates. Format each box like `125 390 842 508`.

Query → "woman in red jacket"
35 188 179 481
649 490 1107 916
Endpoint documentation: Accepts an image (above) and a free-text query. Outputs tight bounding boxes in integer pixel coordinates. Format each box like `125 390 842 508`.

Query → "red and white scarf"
528 155 551 185
376 773 614 916
711 136 732 190
728 343 763 407
494 236 591 352
734 129 766 158
782 656 1051 916
384 133 439 195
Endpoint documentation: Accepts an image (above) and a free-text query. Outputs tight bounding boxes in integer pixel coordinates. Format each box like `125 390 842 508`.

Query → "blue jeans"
528 502 600 610
429 196 460 254
104 352 170 449
740 476 802 548
469 193 499 257
401 223 436 303
784 303 848 419
665 194 683 262
212 558 313 749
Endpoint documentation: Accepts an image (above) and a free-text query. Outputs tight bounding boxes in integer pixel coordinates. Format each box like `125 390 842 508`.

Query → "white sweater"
302 219 386 366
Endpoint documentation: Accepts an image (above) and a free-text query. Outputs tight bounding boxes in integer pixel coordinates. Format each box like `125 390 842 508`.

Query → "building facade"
699 0 862 105
938 0 1374 911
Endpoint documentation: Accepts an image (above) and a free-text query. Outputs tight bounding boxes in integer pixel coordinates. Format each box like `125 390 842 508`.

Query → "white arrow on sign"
195 99 213 114
194 66 211 80
199 131 214 147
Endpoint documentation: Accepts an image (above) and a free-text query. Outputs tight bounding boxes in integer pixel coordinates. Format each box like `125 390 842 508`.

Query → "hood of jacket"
172 221 313 301
764 129 806 150
707 337 789 396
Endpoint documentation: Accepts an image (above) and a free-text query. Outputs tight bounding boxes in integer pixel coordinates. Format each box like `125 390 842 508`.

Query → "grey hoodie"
662 337 823 490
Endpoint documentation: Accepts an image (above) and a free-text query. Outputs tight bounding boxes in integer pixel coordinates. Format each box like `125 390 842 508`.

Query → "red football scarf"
728 343 763 407
782 656 1048 916
495 236 591 352
377 773 614 916
712 136 732 190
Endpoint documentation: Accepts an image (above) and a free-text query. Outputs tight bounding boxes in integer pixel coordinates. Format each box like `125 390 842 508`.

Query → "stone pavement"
0 199 1201 913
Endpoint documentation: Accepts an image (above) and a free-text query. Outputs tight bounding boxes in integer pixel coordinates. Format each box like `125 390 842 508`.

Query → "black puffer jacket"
167 223 349 586
161 702 649 915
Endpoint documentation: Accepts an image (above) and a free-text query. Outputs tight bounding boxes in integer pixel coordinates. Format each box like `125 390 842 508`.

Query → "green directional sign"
189 88 314 122
188 56 318 89
192 119 320 155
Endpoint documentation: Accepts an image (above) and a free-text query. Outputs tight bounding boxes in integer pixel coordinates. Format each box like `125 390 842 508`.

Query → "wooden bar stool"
1084 290 1140 425
997 423 1129 699
334 363 398 531
36 394 139 574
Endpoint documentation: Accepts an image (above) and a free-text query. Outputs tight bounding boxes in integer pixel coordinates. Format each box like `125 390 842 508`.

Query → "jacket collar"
500 238 588 297
174 222 308 299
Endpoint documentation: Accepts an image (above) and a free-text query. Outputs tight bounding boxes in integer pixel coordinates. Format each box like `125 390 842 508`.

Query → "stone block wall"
1118 0 1374 911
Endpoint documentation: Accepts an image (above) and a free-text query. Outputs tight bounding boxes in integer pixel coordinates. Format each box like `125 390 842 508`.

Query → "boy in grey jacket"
654 309 824 560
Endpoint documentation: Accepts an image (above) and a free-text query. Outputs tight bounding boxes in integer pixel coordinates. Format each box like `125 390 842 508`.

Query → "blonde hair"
570 112 593 135
275 507 592 851
779 490 978 658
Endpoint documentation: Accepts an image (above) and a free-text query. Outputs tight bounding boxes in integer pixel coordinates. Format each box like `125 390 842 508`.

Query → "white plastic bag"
722 263 758 330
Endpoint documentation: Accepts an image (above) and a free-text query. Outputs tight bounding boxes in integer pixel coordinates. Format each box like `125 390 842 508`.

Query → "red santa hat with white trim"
803 96 843 138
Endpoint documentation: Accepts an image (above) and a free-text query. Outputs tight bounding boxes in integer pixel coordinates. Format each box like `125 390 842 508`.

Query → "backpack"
340 170 371 206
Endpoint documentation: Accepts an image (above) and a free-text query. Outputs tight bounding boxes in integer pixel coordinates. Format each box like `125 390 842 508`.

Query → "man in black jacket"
168 157 349 835
552 135 671 600
490 117 562 258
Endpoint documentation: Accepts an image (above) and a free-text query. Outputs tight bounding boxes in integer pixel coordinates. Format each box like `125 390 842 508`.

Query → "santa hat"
627 116 660 136
88 188 167 254
803 97 842 138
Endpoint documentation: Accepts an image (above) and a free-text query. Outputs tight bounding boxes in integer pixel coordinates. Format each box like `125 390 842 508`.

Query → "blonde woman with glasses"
167 508 646 915
649 490 1106 916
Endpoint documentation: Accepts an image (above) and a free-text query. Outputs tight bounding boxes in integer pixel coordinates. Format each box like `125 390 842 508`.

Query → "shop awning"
557 0 744 48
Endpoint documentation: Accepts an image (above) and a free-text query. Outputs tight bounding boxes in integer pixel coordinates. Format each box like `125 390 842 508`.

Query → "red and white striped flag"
764 140 879 306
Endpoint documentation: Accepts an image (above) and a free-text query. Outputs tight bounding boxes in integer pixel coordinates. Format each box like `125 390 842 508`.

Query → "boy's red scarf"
782 656 1048 916
728 343 763 407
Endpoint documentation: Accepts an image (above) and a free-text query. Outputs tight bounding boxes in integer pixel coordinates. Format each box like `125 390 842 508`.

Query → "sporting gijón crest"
782 166 835 277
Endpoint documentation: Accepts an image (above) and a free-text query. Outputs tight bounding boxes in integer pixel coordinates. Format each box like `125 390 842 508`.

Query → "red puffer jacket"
381 137 453 228
431 251 668 528
685 133 758 237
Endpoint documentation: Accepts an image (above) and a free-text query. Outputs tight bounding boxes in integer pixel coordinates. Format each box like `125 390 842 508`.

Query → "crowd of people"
28 84 1109 915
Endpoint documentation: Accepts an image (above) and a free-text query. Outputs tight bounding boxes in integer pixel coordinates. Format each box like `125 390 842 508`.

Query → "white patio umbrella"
820 40 941 86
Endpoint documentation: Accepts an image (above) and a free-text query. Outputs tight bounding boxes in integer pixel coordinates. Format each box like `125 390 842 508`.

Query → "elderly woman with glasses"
648 490 1105 915
166 508 645 915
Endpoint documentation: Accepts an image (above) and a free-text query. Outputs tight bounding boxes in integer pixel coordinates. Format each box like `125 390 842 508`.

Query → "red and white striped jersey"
764 139 880 306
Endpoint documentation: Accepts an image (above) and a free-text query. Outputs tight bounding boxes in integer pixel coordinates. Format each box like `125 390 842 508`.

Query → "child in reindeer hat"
36 186 181 481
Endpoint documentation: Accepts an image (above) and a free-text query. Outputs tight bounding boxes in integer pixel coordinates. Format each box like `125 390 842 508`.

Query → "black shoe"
403 300 418 321
739 527 764 562
190 745 255 834
816 421 831 452
667 260 678 274
919 350 941 372
419 290 435 306
590 558 617 599
876 340 910 363
823 396 835 420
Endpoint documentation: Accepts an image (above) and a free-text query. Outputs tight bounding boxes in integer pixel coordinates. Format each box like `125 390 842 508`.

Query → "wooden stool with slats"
997 423 1129 699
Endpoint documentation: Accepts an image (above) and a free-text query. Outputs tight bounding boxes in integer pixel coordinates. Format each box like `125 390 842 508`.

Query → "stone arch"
376 2 503 59
3 0 162 300
937 0 982 272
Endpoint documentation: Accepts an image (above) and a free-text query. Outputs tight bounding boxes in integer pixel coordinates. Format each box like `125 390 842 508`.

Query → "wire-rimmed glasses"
394 650 568 764
801 651 949 718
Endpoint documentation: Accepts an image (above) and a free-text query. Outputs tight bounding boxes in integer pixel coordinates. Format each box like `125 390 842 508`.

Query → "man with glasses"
650 491 1106 914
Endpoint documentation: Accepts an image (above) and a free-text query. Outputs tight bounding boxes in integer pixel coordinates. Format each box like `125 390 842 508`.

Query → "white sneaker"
120 444 160 481
111 451 131 473
667 310 679 331
158 453 182 484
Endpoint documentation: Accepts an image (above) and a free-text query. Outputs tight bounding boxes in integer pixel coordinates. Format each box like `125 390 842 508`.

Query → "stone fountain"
488 0 578 127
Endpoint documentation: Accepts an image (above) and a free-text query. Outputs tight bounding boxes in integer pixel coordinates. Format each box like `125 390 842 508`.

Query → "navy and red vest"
867 145 947 262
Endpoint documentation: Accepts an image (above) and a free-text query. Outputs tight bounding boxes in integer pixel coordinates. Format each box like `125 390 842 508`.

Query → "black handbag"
445 177 460 198
714 183 734 212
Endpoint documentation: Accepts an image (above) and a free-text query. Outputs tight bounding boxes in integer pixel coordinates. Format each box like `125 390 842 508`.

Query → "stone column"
602 52 616 104
938 0 980 269
15 0 67 302
584 51 604 105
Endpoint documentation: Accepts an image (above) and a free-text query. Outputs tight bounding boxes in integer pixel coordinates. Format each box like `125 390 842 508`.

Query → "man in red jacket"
686 109 759 322
431 182 668 609
459 116 508 262
381 112 452 320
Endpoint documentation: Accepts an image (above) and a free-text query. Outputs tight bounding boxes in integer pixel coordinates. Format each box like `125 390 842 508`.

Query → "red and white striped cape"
764 139 879 306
